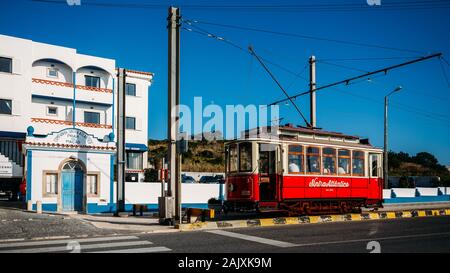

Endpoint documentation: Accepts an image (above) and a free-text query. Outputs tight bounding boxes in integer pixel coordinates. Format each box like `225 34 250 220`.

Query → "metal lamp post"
384 86 402 189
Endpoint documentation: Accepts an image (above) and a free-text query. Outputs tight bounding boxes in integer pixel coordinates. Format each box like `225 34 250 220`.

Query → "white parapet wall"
438 187 450 195
383 189 392 199
416 187 439 196
391 188 416 198
113 182 224 205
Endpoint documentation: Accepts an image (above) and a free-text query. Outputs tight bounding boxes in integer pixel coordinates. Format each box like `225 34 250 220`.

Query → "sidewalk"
376 201 450 211
70 213 179 233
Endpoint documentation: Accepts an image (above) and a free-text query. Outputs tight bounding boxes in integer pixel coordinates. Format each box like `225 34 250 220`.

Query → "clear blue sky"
1 0 449 165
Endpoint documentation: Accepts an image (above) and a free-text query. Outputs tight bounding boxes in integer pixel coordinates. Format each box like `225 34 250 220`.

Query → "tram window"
322 148 336 175
338 149 350 175
306 147 321 174
371 154 379 177
229 145 238 172
239 142 252 172
352 151 365 176
288 145 303 174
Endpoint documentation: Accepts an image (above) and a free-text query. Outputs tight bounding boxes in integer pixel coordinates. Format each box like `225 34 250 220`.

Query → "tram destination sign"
308 177 350 188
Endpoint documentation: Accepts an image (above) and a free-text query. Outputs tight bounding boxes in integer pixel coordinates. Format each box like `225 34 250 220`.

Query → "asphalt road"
141 216 450 253
1 215 449 253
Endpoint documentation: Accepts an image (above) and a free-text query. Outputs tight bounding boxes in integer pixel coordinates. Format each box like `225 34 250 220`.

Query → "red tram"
224 124 384 215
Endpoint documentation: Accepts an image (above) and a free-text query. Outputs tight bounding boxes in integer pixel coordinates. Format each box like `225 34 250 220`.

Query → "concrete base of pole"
36 201 42 214
27 200 33 211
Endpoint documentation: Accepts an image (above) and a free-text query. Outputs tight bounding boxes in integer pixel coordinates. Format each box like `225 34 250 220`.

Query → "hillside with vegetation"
148 139 225 172
388 151 450 186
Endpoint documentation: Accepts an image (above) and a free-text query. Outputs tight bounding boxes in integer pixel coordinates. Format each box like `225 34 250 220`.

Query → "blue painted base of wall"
32 197 450 213
383 195 450 204
32 203 209 214
32 204 57 211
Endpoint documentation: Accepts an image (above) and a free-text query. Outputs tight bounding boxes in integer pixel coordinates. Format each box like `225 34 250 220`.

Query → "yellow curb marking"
402 211 412 218
369 212 379 220
431 210 440 216
178 207 450 231
285 217 299 225
259 218 275 227
418 210 426 217
350 214 361 221
386 212 396 219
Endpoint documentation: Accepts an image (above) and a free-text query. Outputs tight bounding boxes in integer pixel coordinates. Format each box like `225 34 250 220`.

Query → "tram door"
369 153 382 199
258 144 279 201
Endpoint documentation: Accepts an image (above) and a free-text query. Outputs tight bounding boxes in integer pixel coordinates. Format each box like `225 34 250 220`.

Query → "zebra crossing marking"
0 235 139 249
0 235 172 253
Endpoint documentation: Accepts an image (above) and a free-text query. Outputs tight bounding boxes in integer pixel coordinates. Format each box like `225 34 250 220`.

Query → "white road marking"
0 240 153 253
89 246 172 253
207 230 299 248
292 231 450 248
0 235 139 249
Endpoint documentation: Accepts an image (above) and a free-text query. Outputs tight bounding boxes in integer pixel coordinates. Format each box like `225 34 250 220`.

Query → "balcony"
32 78 113 105
30 117 112 140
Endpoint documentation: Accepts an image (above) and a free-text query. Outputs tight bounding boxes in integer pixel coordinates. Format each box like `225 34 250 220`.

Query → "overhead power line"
316 60 369 73
268 53 443 106
32 0 450 12
318 56 420 62
182 22 308 81
438 57 450 89
336 87 450 124
248 46 311 127
186 19 427 55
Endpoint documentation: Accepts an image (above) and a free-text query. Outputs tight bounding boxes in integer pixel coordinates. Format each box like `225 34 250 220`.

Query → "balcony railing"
31 118 112 129
32 78 113 93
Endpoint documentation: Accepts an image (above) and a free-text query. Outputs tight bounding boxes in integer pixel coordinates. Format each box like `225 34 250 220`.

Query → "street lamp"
384 86 402 189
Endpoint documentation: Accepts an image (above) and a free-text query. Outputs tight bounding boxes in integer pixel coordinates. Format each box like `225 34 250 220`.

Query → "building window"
322 148 337 175
85 75 100 88
44 173 58 195
47 106 58 116
0 99 12 115
338 149 351 175
86 174 98 196
288 145 303 174
239 142 252 172
306 147 321 174
0 57 12 73
84 111 100 124
352 151 365 176
47 67 58 78
126 152 143 170
126 83 136 96
126 117 136 130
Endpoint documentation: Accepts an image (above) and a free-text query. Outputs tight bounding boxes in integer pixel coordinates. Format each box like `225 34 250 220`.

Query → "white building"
0 34 153 213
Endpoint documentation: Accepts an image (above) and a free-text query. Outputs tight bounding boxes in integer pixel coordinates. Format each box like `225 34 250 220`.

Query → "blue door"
62 171 83 211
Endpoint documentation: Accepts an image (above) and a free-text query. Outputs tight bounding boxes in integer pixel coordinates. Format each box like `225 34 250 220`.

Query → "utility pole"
115 68 126 215
309 56 316 128
384 86 402 189
159 6 181 225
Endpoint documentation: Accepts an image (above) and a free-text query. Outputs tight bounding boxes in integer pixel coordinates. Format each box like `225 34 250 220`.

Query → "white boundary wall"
113 182 224 204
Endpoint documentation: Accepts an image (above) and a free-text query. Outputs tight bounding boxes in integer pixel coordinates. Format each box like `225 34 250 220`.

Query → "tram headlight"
228 183 235 192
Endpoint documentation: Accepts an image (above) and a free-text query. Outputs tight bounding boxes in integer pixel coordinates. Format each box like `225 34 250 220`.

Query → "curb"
177 208 450 231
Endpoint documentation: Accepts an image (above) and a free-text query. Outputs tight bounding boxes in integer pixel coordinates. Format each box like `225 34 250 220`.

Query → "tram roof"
232 124 377 149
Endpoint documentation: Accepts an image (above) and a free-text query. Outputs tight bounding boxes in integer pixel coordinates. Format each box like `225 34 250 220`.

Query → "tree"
412 152 438 168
